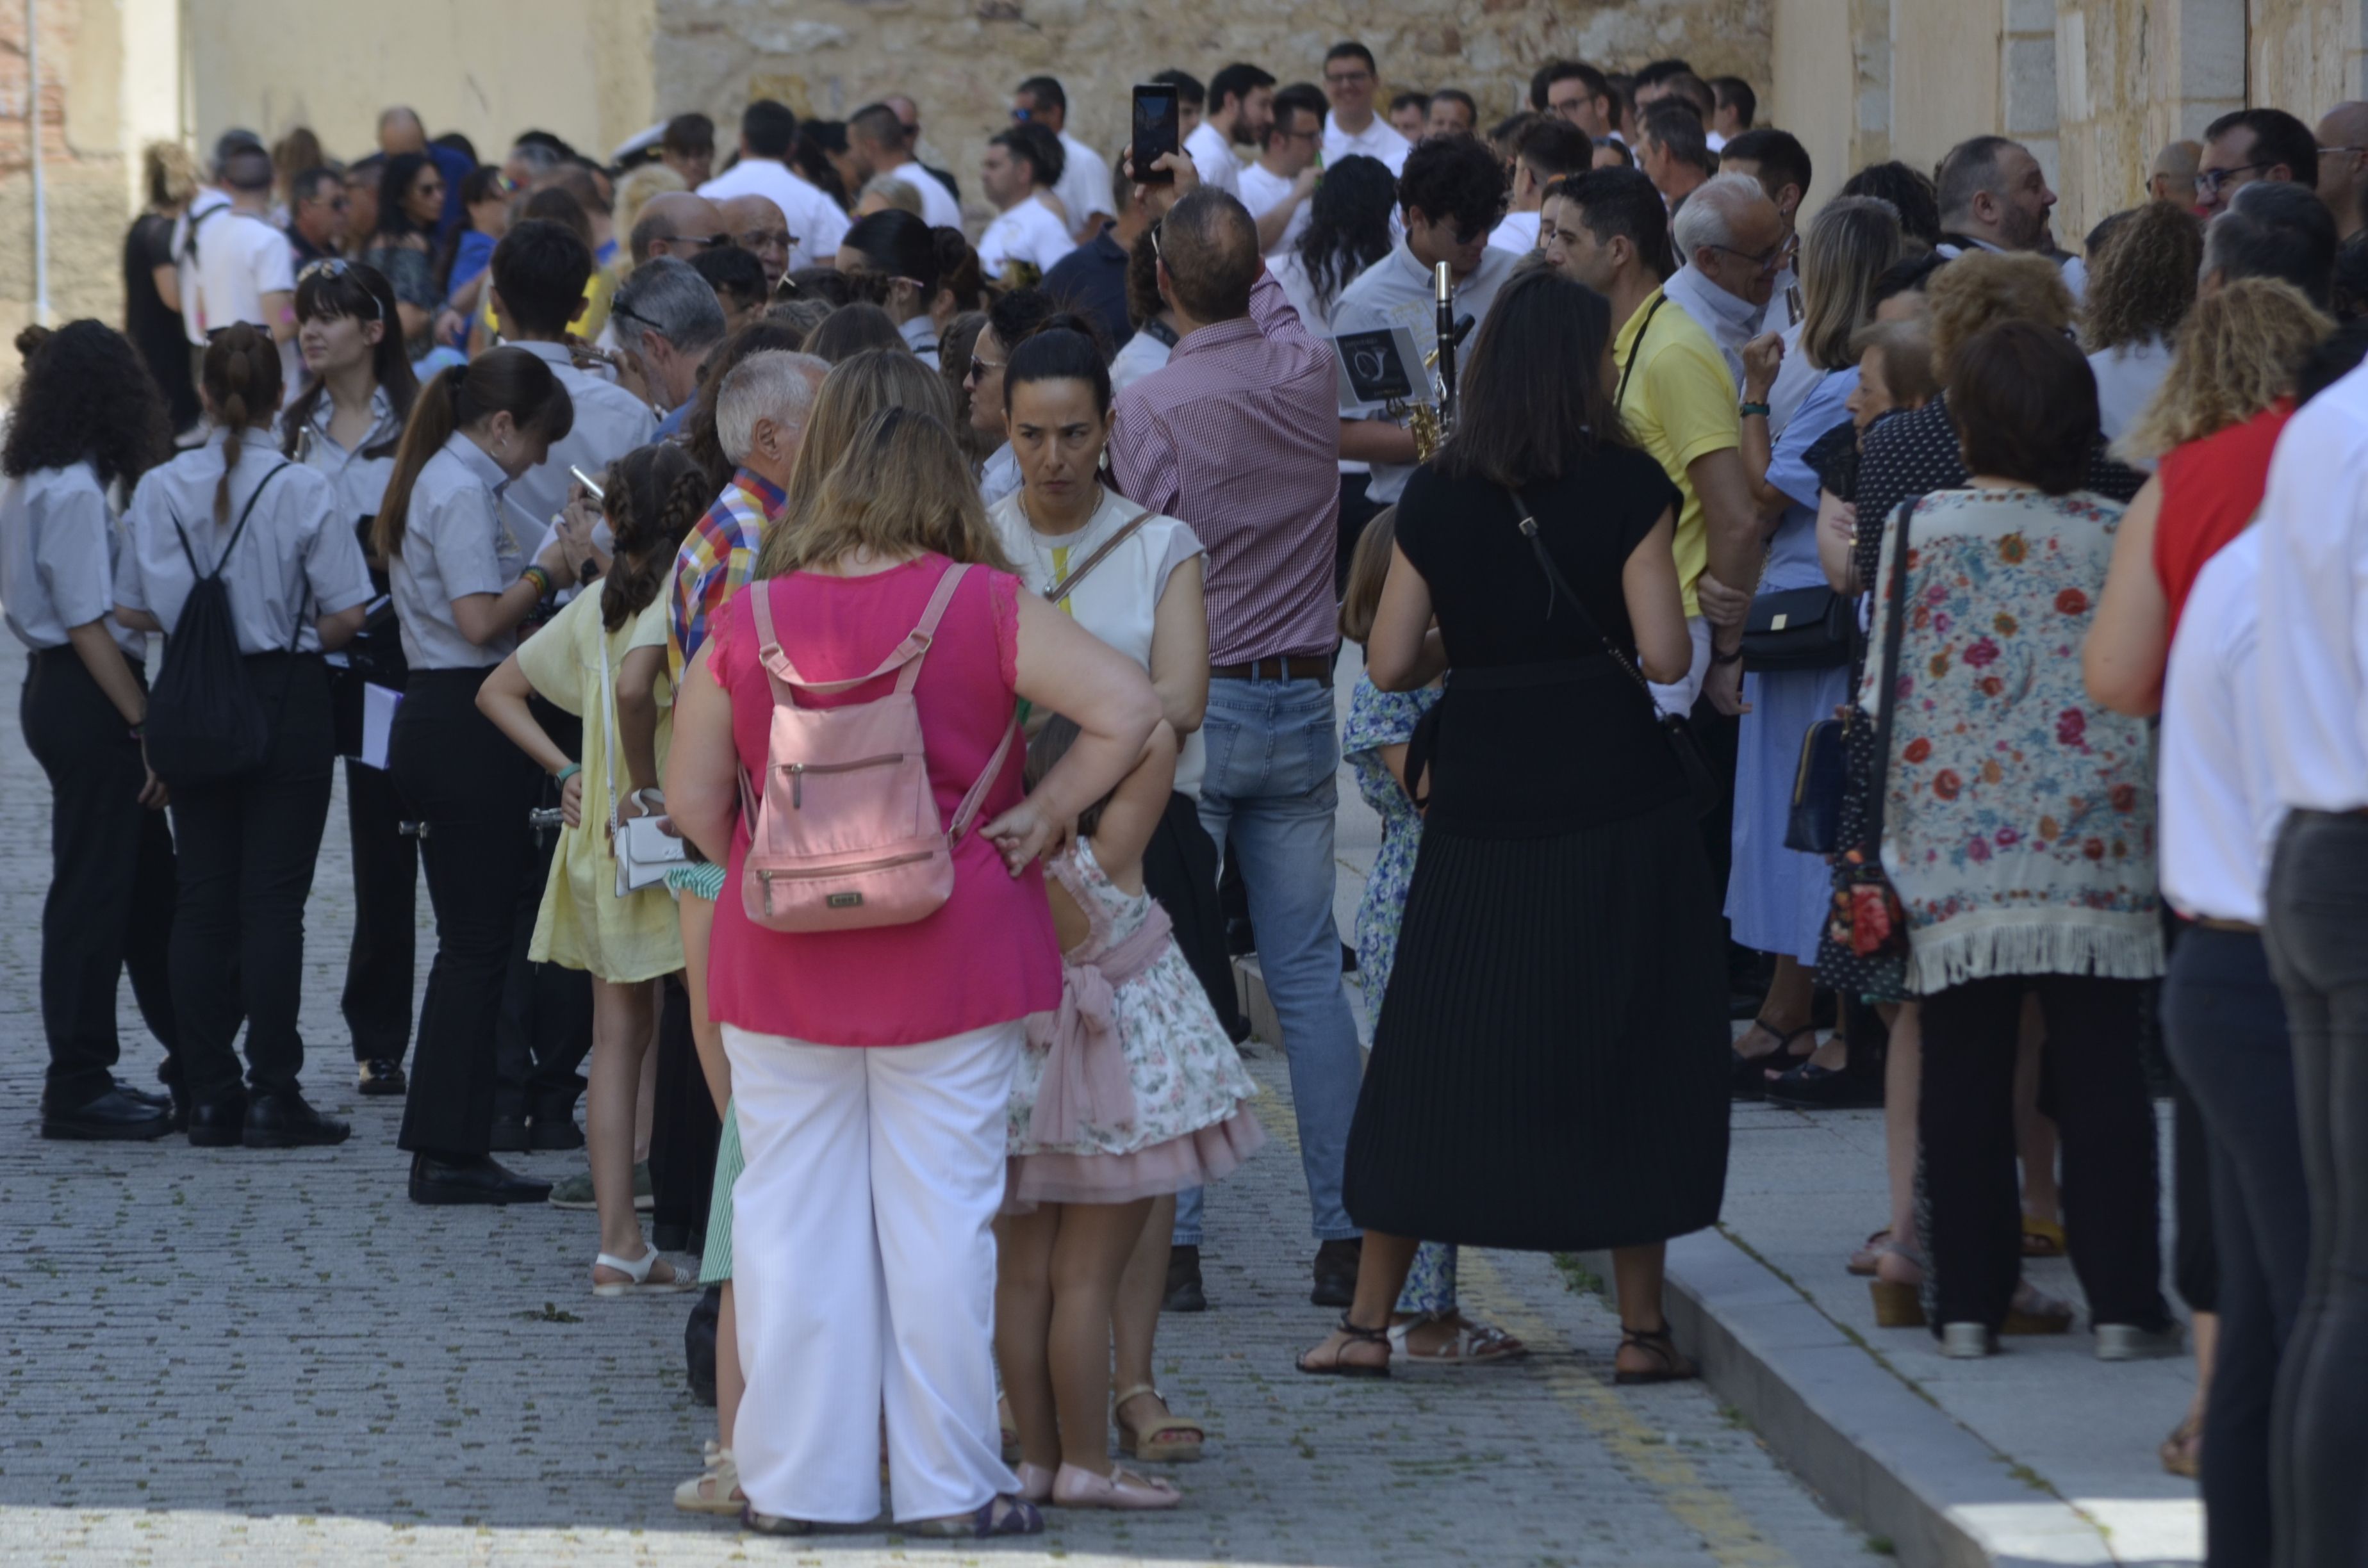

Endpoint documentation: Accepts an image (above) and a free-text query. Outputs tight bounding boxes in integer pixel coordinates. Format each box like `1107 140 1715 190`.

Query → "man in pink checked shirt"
1108 152 1368 1311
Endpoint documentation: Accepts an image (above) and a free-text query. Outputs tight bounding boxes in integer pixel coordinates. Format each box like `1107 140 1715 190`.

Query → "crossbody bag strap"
1613 293 1670 413
1866 494 1922 849
1504 487 1662 721
1042 502 1154 605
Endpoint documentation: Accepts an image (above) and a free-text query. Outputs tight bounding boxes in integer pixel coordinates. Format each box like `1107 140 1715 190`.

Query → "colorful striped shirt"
667 466 786 681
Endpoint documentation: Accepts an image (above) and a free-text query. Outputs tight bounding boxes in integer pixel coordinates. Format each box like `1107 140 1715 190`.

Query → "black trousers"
392 669 541 1158
165 653 336 1102
1335 471 1385 595
1918 972 2168 1334
649 975 720 1253
339 756 418 1063
494 701 592 1123
1142 789 1244 1038
2164 926 2308 1568
21 648 178 1107
2263 811 2368 1568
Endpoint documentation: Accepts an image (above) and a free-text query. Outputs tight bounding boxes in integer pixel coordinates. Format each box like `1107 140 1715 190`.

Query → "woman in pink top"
667 405 1158 1539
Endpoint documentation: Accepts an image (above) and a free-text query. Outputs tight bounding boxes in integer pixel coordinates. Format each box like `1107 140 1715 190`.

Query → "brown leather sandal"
1614 1322 1699 1385
1296 1312 1392 1378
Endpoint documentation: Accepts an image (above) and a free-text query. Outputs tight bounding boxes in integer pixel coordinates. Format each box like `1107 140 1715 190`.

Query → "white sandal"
591 1244 694 1297
1387 1311 1529 1366
673 1441 744 1514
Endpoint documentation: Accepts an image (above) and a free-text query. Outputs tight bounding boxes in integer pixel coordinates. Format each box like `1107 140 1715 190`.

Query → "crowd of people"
3 38 2364 1558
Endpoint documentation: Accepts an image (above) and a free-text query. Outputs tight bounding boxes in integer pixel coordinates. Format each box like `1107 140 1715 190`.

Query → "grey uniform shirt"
117 432 372 654
497 341 657 552
0 462 144 657
1329 240 1520 505
389 432 525 670
295 386 404 525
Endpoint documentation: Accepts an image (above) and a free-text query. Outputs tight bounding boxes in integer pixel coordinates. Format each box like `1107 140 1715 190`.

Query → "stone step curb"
1583 1230 2138 1568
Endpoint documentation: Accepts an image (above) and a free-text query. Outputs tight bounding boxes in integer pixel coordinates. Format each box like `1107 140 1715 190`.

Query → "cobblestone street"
0 637 1870 1565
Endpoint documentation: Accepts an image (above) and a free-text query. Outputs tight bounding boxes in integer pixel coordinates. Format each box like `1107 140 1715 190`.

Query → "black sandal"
1613 1321 1699 1385
1297 1312 1393 1378
1730 1018 1814 1098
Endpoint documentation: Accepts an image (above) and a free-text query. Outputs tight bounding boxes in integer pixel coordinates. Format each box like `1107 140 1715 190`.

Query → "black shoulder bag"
145 462 295 788
1504 487 1720 817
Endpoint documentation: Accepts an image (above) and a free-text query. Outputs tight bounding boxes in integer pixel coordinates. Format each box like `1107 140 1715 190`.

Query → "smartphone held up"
1130 83 1180 183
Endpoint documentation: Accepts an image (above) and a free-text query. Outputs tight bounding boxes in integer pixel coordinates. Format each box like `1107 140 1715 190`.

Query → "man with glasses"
719 194 794 295
1320 41 1411 176
1238 83 1330 256
627 190 733 267
848 102 964 231
1490 117 1591 254
1531 60 1617 141
610 256 728 440
284 167 348 269
2314 103 2368 240
697 100 849 272
1333 134 1517 549
2194 107 2319 220
1934 134 2089 297
1011 75 1114 244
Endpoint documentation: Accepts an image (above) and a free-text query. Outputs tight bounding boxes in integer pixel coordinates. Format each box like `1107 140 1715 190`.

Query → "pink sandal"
1051 1462 1181 1510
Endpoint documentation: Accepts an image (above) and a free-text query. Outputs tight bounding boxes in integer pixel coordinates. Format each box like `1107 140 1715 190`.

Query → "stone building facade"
1 0 2364 342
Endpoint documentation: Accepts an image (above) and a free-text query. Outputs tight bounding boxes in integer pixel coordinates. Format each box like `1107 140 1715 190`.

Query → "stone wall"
655 0 1772 225
0 0 135 341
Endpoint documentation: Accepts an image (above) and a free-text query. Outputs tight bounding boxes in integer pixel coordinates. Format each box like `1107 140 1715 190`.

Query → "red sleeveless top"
2153 402 2290 637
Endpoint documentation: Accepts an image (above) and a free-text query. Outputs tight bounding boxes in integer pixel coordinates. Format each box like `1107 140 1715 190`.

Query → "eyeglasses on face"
1324 68 1372 88
967 354 1007 383
1707 238 1789 274
655 233 734 249
737 229 795 250
2195 162 2272 196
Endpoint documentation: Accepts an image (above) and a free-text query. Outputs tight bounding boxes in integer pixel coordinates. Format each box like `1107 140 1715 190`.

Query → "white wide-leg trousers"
723 1019 1021 1524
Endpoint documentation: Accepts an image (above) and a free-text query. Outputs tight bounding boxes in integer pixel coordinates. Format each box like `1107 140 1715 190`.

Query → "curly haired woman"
2083 200 2205 446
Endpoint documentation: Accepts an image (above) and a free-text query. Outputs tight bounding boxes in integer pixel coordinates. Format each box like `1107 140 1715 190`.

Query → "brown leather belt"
1210 655 1333 687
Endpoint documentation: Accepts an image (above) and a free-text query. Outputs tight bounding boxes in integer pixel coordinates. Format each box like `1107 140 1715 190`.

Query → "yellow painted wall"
1772 0 1854 218
183 0 655 168
1891 0 2003 177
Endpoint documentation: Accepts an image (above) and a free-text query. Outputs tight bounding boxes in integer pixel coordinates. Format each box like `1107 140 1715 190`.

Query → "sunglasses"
297 258 388 320
967 353 1007 382
654 232 734 249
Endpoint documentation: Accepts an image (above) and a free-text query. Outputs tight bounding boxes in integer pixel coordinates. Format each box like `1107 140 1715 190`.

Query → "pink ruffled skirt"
1005 1109 1265 1211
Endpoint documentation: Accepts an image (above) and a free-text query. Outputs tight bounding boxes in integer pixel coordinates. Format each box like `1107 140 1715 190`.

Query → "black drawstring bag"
144 462 292 788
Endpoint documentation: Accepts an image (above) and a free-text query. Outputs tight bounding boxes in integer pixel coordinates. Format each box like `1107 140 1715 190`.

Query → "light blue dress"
1727 368 1857 965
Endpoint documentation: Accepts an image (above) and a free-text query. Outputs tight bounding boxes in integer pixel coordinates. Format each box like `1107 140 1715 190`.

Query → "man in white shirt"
485 220 658 544
1333 135 1520 509
1321 41 1412 176
1663 173 1785 391
1188 63 1276 198
170 130 258 354
976 125 1078 284
846 102 964 232
1012 76 1113 244
698 101 849 272
1238 84 1330 256
196 145 300 404
1490 118 1590 254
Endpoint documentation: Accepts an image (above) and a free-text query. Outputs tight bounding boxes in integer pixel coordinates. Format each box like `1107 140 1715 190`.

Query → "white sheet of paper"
359 683 403 771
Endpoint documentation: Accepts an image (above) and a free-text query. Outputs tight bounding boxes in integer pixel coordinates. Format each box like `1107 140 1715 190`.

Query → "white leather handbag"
599 639 689 897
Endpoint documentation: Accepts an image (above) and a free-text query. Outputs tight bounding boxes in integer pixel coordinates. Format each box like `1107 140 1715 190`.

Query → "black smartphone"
1131 84 1180 184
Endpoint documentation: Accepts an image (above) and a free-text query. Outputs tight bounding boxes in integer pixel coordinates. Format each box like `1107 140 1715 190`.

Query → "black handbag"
1742 585 1852 672
1785 715 1848 853
1504 488 1719 817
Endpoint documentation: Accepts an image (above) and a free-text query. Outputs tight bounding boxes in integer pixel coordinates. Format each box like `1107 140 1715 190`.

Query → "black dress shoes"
40 1086 175 1142
488 1114 532 1154
243 1092 352 1148
357 1059 407 1096
1163 1244 1208 1312
409 1152 553 1206
186 1096 249 1148
1311 1237 1363 1308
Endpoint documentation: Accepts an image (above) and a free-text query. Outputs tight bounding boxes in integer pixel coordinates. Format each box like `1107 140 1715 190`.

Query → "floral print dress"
1861 488 2164 993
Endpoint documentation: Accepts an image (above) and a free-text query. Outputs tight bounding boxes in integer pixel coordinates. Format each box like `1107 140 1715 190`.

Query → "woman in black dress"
1298 270 1731 1382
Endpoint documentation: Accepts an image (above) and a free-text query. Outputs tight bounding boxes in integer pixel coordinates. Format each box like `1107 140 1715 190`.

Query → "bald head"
721 193 792 288
2149 139 2201 204
378 106 425 156
2317 105 2368 235
1157 189 1260 325
632 192 730 265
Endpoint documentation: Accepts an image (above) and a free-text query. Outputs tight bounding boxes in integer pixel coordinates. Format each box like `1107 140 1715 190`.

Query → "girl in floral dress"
1339 511 1525 1366
998 718 1262 1510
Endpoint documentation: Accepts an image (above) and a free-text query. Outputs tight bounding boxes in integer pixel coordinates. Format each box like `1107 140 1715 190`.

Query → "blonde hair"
1927 250 2074 386
1799 197 1903 370
757 348 956 571
2118 277 2331 461
144 142 199 210
758 406 1014 576
613 164 689 274
1338 506 1399 644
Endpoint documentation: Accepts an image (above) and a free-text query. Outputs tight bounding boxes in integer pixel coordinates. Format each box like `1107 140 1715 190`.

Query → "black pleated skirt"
1342 796 1731 1252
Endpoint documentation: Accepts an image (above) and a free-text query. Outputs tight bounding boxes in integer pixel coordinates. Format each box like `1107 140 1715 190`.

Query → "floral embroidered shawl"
1861 487 2164 992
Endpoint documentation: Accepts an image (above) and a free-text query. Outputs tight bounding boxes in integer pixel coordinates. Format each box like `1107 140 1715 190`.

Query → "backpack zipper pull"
789 763 805 808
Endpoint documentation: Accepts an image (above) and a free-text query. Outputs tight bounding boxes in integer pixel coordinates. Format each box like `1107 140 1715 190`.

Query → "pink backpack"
737 564 1017 933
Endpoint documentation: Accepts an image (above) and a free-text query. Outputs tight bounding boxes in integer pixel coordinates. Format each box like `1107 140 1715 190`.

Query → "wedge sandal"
1114 1384 1205 1462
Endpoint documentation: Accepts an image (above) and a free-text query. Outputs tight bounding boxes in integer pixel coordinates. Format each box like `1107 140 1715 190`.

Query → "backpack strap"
748 563 969 698
949 712 1019 842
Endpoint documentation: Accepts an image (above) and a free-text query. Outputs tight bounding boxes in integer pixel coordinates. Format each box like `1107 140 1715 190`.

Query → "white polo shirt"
2258 357 2368 813
1323 111 1411 176
877 157 964 231
1053 130 1113 242
169 189 234 346
1238 161 1310 257
977 195 1077 284
2161 528 2279 924
1488 210 1542 255
1184 121 1242 197
700 158 851 273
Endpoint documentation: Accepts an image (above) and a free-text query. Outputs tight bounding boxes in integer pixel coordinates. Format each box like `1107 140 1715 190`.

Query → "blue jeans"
1173 676 1363 1245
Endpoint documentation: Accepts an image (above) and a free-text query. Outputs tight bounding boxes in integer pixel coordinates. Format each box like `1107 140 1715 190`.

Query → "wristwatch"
1739 401 1772 419
1711 646 1745 667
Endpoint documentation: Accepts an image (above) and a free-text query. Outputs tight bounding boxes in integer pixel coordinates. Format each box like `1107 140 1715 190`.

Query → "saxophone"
1402 262 1468 462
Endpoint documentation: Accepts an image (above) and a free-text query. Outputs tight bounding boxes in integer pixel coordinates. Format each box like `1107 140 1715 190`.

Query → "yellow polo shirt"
1614 288 1740 617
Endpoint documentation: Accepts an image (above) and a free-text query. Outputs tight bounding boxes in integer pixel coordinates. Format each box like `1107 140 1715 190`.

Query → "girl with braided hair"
114 321 375 1146
476 441 711 1293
